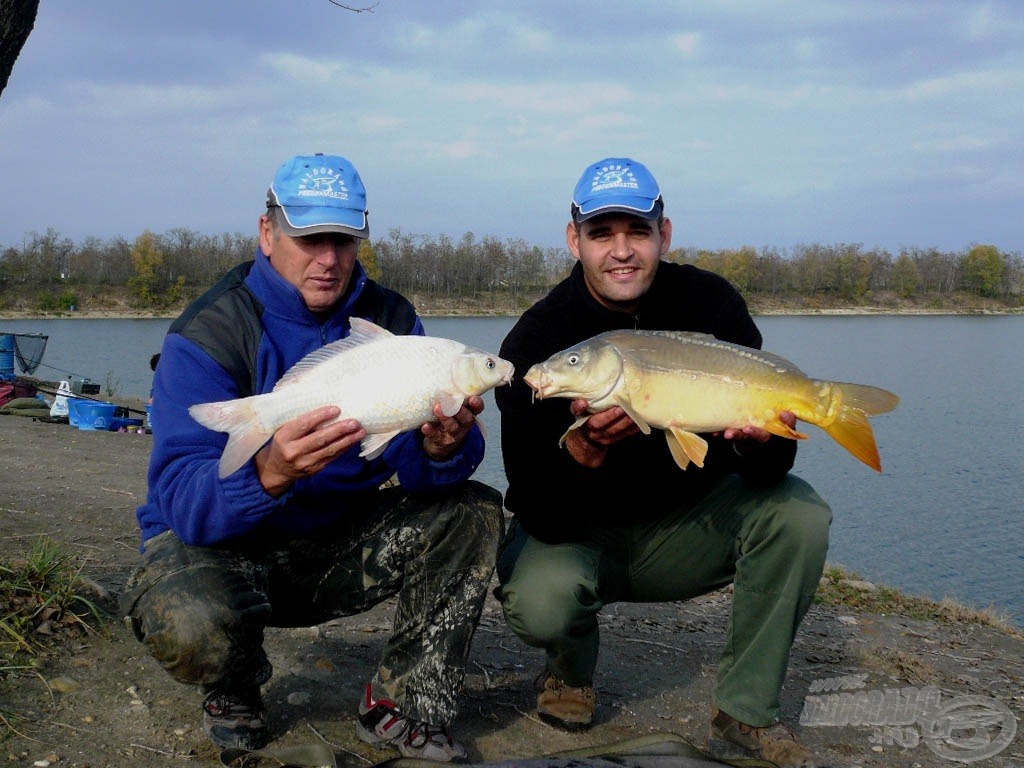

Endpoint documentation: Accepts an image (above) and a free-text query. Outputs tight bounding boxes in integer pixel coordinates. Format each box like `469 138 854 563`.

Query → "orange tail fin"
823 383 900 472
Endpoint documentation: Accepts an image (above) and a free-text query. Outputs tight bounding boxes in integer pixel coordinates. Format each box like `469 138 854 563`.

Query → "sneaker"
202 686 268 750
708 707 828 767
356 684 467 763
535 669 595 731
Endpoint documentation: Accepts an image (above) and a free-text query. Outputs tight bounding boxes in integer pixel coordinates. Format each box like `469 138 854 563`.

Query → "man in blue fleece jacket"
120 153 503 763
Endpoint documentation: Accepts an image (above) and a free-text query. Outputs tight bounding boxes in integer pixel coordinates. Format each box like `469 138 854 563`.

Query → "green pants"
495 474 831 727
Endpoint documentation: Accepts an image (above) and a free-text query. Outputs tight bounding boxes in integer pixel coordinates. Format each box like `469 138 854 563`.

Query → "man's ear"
566 221 582 259
258 215 275 255
658 217 673 255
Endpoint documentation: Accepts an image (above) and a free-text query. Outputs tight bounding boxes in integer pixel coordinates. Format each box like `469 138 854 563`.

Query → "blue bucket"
76 401 117 431
67 397 86 427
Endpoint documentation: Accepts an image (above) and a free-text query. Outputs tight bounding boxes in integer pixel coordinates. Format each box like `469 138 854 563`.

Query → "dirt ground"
1 412 1022 768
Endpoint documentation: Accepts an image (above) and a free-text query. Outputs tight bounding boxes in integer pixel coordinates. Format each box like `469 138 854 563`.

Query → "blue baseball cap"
266 153 369 238
571 157 663 223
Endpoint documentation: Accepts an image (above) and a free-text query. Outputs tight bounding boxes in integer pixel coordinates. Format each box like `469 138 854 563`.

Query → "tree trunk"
0 0 40 100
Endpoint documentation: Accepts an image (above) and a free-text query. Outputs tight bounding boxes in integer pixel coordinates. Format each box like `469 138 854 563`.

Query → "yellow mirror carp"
524 329 899 472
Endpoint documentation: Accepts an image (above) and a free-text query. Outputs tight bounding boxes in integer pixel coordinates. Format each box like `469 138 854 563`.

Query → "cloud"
671 32 701 56
0 1 1021 253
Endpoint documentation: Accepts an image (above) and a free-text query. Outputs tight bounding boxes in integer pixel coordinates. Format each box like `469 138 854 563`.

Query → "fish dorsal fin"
349 316 395 339
664 427 709 470
630 329 808 377
274 318 393 391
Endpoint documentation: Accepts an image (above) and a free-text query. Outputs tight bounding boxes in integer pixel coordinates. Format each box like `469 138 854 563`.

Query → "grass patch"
814 563 1021 636
1 537 109 741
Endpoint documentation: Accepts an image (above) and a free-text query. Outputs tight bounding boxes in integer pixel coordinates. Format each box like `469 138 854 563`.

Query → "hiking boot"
708 707 828 767
356 684 467 763
535 669 595 731
201 686 268 750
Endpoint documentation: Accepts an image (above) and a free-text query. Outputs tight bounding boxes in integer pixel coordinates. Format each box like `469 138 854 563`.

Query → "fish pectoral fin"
360 431 401 460
620 404 652 435
436 394 464 418
665 427 708 470
764 418 808 440
557 415 591 448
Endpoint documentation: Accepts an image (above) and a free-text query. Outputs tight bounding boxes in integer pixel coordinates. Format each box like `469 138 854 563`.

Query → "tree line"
1 227 1021 314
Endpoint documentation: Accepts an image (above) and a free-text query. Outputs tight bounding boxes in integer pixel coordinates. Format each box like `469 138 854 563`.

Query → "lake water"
3 314 1022 627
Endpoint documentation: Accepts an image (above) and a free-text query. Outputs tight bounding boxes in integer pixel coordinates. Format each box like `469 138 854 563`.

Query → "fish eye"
567 353 580 366
485 358 496 369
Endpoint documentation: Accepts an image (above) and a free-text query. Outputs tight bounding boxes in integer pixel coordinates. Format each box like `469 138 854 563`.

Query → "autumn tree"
128 230 184 306
890 252 921 298
961 244 1006 297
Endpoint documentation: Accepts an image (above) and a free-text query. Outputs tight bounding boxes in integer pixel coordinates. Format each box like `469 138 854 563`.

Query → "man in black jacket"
494 157 832 767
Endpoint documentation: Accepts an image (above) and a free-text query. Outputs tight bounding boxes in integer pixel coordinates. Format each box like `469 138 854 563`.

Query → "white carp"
524 329 899 472
190 317 514 478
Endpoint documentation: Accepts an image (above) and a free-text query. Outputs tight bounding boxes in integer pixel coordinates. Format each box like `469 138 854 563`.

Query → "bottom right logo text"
801 675 1018 763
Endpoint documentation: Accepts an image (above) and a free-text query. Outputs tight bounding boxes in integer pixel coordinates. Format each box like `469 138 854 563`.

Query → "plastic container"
67 397 87 427
76 401 117 431
145 404 153 433
109 416 144 432
70 377 101 396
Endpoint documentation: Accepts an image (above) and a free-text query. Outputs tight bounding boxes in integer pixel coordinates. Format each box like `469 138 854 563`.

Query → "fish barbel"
190 317 514 478
524 329 899 472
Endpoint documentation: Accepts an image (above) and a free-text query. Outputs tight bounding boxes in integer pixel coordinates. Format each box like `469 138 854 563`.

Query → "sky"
1 1 1022 255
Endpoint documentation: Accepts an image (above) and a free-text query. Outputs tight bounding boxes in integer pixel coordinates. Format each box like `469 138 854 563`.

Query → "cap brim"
274 205 368 239
573 197 663 223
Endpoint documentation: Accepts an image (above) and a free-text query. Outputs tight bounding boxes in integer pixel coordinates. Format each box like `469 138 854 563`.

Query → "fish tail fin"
833 382 900 417
189 398 272 478
821 383 899 472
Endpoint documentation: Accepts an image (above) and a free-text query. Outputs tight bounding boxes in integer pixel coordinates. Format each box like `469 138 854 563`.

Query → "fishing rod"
32 382 148 416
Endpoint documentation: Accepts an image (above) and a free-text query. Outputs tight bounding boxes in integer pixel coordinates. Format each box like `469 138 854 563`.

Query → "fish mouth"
523 369 550 398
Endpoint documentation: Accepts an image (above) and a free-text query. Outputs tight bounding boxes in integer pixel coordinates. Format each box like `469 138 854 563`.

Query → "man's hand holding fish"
252 404 365 495
421 395 488 461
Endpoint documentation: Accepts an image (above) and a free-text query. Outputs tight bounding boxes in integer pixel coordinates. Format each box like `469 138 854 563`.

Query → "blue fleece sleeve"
135 334 289 547
385 421 486 491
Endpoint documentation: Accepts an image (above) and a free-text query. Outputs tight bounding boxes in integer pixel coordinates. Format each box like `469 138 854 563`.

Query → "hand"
254 405 366 496
719 410 797 453
420 395 484 461
564 399 640 467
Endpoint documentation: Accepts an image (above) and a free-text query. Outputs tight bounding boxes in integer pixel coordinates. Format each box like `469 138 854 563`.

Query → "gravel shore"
1 413 1021 767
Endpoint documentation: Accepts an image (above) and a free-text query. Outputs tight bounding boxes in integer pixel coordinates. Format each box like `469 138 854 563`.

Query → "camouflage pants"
120 480 503 726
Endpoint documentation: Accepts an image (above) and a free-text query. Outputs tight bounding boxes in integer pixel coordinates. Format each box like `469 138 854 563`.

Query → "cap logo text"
297 166 349 201
591 163 639 193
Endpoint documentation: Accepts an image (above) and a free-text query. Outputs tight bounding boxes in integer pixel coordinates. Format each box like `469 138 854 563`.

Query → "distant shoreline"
3 306 1023 321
